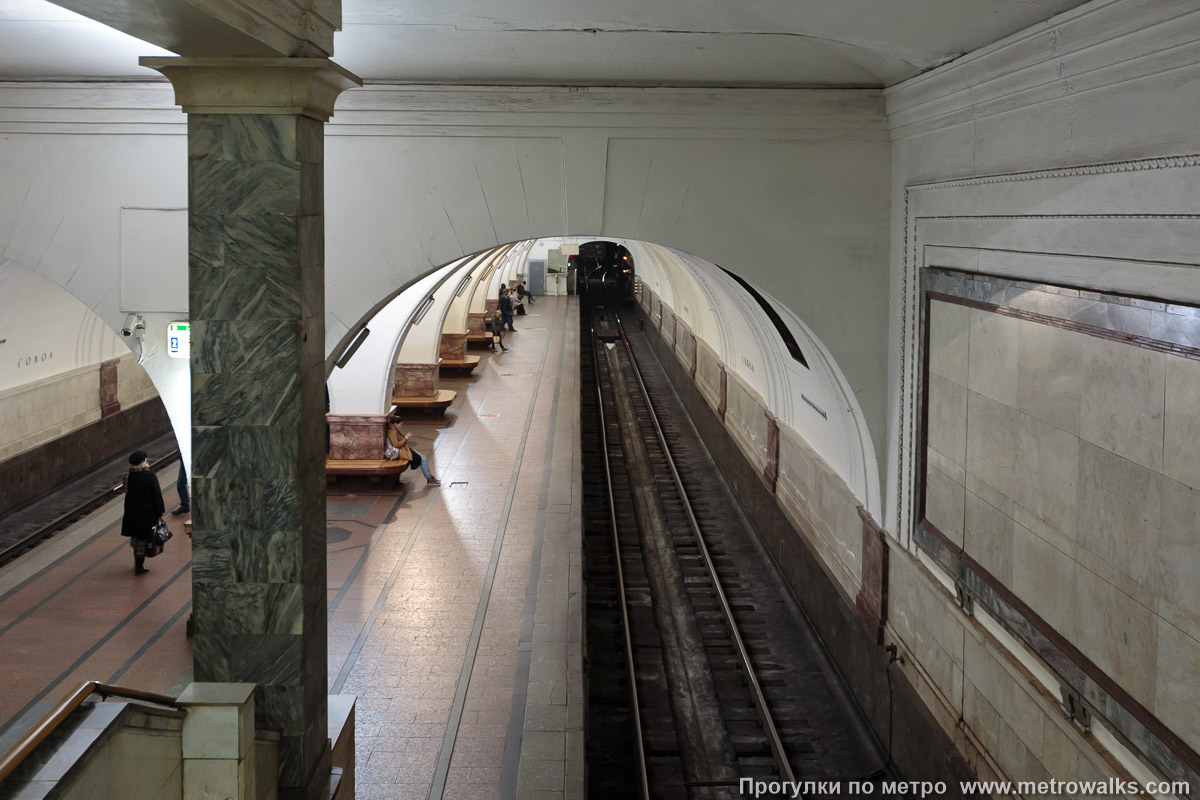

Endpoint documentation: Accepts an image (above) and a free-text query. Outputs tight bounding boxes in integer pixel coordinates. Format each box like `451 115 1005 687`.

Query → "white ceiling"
0 0 1092 86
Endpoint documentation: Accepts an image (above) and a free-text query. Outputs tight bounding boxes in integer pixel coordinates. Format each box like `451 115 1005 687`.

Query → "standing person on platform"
121 450 164 575
386 416 442 486
491 309 509 352
499 287 517 332
171 462 189 516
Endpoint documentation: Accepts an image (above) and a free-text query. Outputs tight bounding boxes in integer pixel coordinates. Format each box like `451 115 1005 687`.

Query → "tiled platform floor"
0 296 584 800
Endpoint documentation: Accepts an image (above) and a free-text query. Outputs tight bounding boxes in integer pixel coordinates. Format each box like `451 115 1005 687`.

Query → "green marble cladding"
190 266 302 320
192 374 300 427
191 319 303 374
188 110 327 795
191 160 302 216
190 214 299 270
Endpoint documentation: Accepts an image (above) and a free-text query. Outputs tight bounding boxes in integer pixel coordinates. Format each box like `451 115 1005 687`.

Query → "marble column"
142 56 361 800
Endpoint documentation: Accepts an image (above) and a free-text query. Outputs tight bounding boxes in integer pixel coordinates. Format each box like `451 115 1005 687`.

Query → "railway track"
581 277 889 798
0 434 179 567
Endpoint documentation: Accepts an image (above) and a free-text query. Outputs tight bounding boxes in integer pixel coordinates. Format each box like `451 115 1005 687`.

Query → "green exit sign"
167 322 190 359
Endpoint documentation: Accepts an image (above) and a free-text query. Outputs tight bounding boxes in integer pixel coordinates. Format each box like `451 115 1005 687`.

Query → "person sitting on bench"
517 281 535 304
386 416 441 486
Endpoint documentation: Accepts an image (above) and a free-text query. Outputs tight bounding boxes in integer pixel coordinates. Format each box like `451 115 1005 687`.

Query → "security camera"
122 314 145 337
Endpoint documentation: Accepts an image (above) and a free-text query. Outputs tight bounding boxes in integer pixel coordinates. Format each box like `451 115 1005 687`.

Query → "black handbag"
153 519 173 546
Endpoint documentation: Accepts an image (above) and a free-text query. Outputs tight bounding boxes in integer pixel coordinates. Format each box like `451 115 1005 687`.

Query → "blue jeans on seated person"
410 448 433 481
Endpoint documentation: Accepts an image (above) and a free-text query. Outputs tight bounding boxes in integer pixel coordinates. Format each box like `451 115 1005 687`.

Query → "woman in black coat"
122 450 165 574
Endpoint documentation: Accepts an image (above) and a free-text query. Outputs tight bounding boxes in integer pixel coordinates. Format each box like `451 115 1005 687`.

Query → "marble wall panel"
116 354 158 408
1157 478 1200 644
962 634 1044 760
1154 620 1200 754
439 333 467 361
771 425 863 598
963 488 1014 586
326 414 388 460
967 308 1019 406
468 312 487 335
927 373 967 469
1009 522 1078 642
393 363 439 397
1073 563 1159 709
817 470 864 577
888 553 965 709
99 358 120 417
925 298 1200 766
190 214 299 272
925 465 965 546
188 111 327 793
1163 355 1200 492
109 729 182 800
724 376 769 472
928 299 969 384
1076 441 1161 586
191 319 303 375
1079 335 1165 472
776 427 817 521
696 344 722 411
964 391 1020 500
193 374 300 428
675 325 696 373
1015 412 1080 542
1016 319 1083 436
0 365 104 459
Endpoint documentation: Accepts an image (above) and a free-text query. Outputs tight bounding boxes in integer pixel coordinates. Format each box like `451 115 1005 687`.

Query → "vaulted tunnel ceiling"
0 0 1092 85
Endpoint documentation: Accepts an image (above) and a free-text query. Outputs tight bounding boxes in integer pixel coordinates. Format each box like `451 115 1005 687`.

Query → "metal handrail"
0 681 178 784
607 280 799 788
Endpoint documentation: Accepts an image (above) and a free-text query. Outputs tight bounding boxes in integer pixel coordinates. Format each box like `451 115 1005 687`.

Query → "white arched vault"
325 255 469 415
394 252 488 365
444 245 513 336
332 235 880 516
0 85 890 521
615 239 882 517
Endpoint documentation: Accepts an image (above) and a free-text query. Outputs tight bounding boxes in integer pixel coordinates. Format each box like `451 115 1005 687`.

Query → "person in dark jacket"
499 288 517 332
122 450 164 574
491 309 509 352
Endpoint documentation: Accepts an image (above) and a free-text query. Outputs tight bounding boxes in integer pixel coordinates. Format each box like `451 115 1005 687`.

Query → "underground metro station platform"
3 0 1200 796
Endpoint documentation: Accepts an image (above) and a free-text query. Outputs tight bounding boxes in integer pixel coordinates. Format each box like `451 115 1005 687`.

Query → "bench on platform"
467 333 495 348
439 355 481 375
326 458 408 484
390 388 456 416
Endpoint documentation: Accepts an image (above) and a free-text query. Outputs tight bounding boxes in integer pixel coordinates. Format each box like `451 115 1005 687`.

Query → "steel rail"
0 680 178 784
585 290 651 800
604 278 799 788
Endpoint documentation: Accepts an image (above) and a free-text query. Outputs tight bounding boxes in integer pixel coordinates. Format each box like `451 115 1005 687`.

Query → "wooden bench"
326 458 409 484
467 333 496 349
439 355 481 375
390 388 456 416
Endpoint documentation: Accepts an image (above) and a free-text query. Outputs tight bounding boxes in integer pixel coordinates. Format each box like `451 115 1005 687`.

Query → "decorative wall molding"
885 0 1200 134
893 152 1200 547
909 153 1200 192
0 82 889 139
913 268 1200 793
